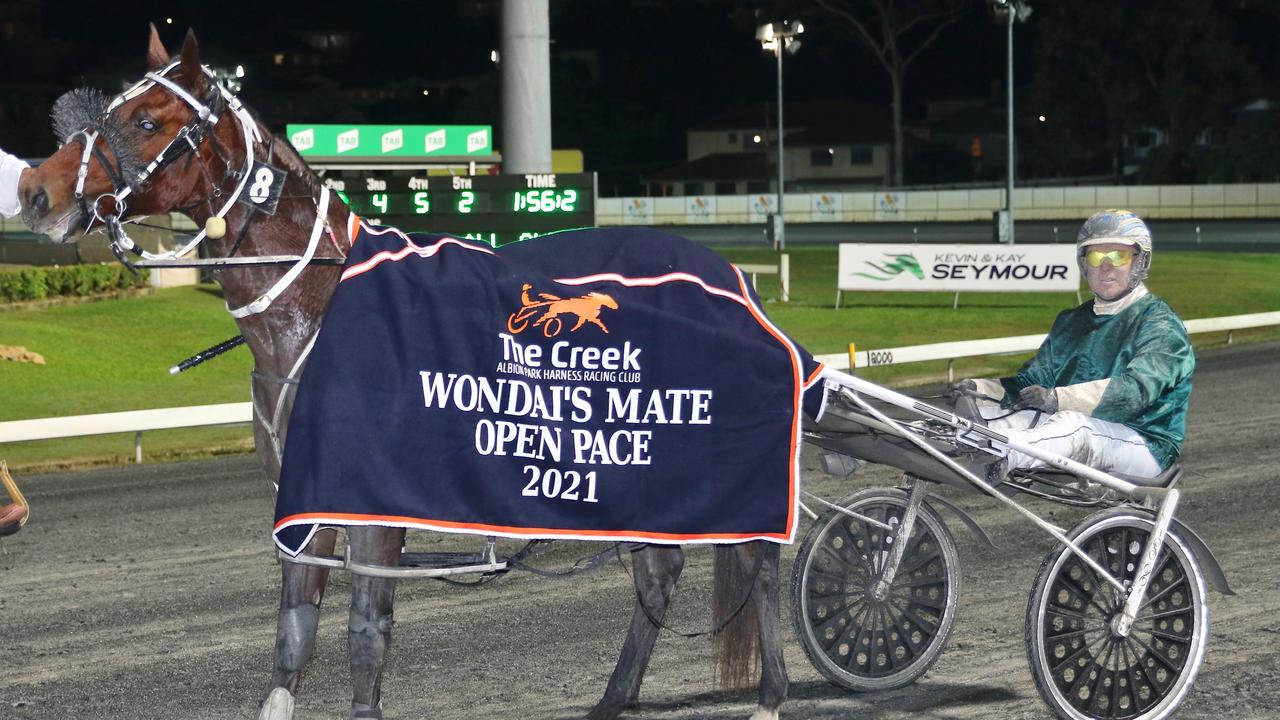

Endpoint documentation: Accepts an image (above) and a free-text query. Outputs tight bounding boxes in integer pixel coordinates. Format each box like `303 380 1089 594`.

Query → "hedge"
0 263 149 303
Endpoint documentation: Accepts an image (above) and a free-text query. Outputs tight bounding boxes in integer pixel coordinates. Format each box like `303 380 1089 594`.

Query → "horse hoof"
351 701 384 719
584 701 623 720
257 687 295 720
748 708 779 720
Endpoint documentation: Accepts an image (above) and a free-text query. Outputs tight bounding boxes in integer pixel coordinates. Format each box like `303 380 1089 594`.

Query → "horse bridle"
66 59 342 320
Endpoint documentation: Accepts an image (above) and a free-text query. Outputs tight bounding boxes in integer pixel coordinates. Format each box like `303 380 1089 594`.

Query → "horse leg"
259 529 337 720
586 545 685 720
347 526 406 720
746 542 786 720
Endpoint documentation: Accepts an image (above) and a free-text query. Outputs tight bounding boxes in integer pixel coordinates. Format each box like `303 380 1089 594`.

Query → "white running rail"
1 311 1276 462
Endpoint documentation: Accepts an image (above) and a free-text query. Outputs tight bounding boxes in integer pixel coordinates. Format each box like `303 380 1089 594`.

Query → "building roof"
642 152 772 182
787 124 890 146
694 99 892 145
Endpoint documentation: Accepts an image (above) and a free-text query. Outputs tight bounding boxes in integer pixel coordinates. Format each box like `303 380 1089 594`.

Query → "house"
643 100 892 196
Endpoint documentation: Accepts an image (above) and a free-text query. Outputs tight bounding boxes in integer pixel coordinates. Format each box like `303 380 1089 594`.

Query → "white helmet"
1076 209 1152 289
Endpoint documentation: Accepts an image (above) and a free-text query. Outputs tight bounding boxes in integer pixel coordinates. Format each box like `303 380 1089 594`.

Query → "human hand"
1015 385 1059 413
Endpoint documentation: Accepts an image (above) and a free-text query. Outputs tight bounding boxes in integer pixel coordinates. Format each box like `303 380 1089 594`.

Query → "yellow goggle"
1084 248 1135 268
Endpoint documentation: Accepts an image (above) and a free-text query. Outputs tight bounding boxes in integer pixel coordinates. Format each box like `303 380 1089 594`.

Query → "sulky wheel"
1025 509 1209 720
791 486 960 692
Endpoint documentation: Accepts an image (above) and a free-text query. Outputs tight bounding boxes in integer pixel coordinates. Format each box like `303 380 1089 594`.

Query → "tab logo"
467 129 489 153
337 128 360 154
290 128 315 152
381 128 404 154
424 128 447 154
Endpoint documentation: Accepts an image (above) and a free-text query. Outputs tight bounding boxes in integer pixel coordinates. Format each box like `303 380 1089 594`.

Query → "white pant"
981 405 1162 478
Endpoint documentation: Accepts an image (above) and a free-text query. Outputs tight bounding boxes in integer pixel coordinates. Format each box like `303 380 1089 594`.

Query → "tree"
812 0 972 185
1029 0 1257 182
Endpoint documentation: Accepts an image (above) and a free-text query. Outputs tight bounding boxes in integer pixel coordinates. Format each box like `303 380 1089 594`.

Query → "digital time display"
320 172 596 246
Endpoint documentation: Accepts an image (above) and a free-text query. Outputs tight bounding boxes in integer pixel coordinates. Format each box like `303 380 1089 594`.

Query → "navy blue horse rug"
273 220 827 555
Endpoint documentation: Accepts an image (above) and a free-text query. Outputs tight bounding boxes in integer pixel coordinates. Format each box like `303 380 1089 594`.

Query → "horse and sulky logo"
507 283 619 338
853 253 925 282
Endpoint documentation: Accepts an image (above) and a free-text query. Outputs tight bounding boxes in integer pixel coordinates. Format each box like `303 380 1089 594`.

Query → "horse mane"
265 129 325 201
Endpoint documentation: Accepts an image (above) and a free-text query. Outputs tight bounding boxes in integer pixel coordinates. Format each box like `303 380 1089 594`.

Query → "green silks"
1000 294 1195 469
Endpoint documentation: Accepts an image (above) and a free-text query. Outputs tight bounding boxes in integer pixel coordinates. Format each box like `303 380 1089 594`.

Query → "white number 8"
249 166 275 204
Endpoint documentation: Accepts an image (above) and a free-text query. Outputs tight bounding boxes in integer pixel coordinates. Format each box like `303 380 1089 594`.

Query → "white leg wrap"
749 707 779 720
258 687 295 720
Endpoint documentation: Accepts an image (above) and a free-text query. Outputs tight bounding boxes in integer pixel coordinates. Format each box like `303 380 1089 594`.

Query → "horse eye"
137 118 158 133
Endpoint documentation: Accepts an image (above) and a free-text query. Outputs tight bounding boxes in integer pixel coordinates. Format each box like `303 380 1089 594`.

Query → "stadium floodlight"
757 21 804 250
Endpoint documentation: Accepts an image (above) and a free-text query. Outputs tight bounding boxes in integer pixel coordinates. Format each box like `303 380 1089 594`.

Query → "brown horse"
20 27 788 720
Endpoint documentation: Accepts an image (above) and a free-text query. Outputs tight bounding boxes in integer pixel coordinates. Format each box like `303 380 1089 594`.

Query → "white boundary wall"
597 184 1280 225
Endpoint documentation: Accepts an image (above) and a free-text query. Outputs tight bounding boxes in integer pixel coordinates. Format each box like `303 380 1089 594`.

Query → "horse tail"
712 543 759 692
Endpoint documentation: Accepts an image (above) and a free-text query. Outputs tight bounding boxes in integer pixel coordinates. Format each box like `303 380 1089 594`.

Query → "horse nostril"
29 188 49 218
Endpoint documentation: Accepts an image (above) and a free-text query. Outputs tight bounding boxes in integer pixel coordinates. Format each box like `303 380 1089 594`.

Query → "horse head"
22 26 242 242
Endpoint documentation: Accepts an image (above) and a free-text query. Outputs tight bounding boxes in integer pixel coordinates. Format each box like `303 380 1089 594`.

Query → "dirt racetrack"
1 340 1277 720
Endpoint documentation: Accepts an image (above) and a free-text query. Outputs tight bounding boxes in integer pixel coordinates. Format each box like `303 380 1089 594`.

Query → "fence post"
134 431 143 464
780 253 790 302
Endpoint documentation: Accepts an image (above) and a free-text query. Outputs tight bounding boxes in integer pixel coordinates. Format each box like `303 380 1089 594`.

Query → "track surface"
1 342 1277 720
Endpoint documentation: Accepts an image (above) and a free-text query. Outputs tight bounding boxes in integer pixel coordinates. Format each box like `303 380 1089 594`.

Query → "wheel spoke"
1054 564 1116 618
1127 632 1185 674
1044 604 1091 621
1062 631 1113 702
864 507 892 575
1087 637 1117 717
1143 627 1193 644
1043 620 1111 641
869 604 894 673
897 523 934 566
805 566 870 599
816 534 875 579
1049 623 1110 674
902 592 947 612
811 596 868 648
1135 605 1195 623
889 574 948 589
1136 551 1186 611
1119 636 1153 715
841 602 875 672
1138 574 1186 614
895 549 943 578
884 596 929 657
896 602 940 636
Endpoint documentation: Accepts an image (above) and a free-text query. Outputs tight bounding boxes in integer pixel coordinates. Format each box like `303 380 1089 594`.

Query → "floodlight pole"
776 43 786 250
1005 5 1015 245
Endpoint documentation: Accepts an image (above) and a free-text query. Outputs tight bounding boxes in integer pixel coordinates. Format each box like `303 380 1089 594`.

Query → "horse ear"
177 28 207 91
146 22 170 71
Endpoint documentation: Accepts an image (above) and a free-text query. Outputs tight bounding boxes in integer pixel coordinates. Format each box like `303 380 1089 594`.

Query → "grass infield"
1 248 1277 470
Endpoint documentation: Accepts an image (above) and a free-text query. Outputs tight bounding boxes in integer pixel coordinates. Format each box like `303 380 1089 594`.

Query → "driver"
956 209 1195 479
1 145 30 218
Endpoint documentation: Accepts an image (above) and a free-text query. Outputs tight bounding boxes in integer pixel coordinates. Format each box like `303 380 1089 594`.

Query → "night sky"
2 0 1277 191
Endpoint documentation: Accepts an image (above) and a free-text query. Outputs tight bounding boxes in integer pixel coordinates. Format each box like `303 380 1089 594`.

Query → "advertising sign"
286 124 493 157
838 243 1079 292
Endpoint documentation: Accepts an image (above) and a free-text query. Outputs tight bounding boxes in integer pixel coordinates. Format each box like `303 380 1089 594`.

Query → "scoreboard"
319 171 597 246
